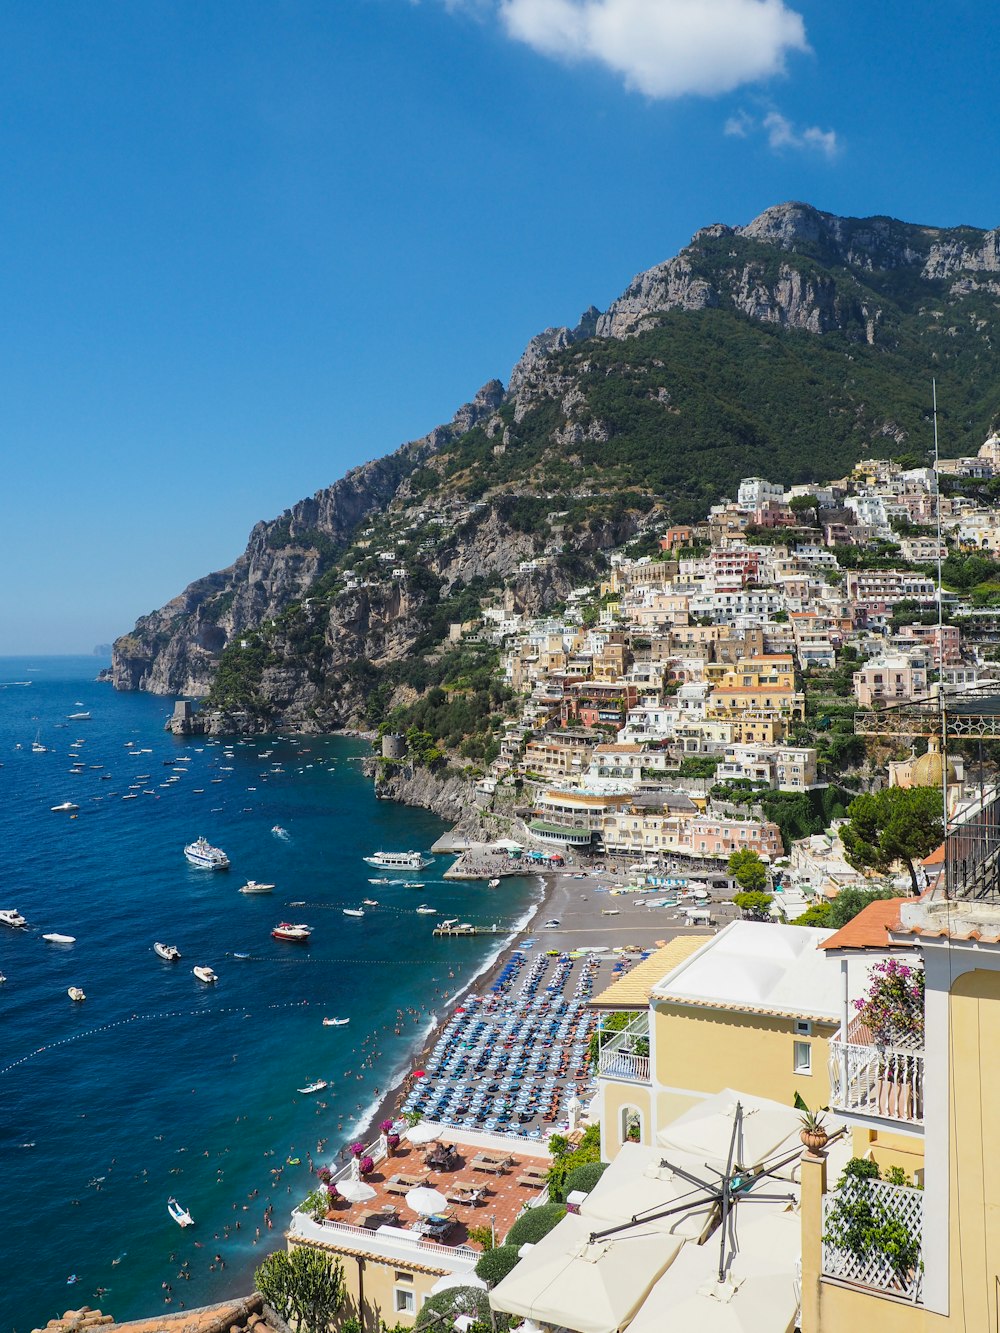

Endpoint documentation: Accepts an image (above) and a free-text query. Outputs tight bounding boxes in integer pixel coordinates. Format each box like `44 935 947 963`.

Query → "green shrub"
564 1161 609 1196
506 1202 567 1247
474 1244 521 1286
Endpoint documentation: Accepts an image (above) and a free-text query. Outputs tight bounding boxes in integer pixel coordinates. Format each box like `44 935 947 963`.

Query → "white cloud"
494 0 809 99
725 107 839 158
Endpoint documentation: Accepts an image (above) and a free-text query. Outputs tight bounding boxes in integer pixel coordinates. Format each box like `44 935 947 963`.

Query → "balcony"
828 1018 924 1126
596 1013 650 1084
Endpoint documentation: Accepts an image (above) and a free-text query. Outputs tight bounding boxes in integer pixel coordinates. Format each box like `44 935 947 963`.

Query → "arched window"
620 1104 643 1145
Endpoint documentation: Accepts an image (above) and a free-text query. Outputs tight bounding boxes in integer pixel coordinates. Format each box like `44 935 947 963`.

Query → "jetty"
432 920 504 937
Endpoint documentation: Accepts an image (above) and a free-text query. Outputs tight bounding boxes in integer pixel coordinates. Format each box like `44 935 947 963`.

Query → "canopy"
625 1212 800 1333
337 1179 377 1204
579 1143 721 1241
489 1211 683 1333
404 1121 441 1144
406 1186 449 1217
429 1271 487 1295
656 1089 803 1180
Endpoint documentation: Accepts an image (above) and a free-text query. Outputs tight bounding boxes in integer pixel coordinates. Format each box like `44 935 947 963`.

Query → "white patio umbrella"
405 1121 442 1145
406 1186 450 1216
657 1089 803 1179
624 1216 800 1333
579 1142 721 1241
489 1211 684 1333
337 1179 377 1204
429 1271 488 1295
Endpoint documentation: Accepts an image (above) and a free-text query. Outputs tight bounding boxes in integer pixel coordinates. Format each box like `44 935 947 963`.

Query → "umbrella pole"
717 1102 742 1283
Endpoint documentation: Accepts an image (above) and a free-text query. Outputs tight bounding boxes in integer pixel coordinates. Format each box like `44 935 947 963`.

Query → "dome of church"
910 734 958 788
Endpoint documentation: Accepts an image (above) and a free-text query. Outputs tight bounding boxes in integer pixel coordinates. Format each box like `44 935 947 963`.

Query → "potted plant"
795 1096 829 1152
359 1155 375 1177
349 1141 364 1158
387 1131 401 1154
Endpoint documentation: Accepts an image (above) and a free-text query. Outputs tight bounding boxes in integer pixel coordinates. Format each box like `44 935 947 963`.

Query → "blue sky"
2 0 998 653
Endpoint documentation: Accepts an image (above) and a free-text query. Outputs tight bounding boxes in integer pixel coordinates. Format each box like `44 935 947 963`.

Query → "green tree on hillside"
839 788 943 892
728 849 769 892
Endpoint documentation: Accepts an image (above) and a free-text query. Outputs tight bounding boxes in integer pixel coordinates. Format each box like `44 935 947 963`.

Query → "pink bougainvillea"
855 958 925 1046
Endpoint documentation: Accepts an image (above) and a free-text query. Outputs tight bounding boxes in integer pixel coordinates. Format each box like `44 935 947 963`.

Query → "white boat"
68 987 86 1002
368 877 390 885
43 933 76 944
271 922 312 942
193 966 218 984
342 908 365 918
31 732 47 753
297 1079 328 1094
184 837 230 869
51 801 80 812
0 909 27 928
363 850 432 870
415 906 436 914
272 825 288 837
67 711 91 720
487 878 501 889
168 1196 194 1227
404 881 426 890
154 942 181 961
362 898 379 906
322 1017 350 1027
238 880 275 894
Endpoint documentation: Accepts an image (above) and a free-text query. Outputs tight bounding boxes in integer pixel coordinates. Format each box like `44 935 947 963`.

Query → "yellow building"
706 654 805 724
592 921 840 1159
800 860 1000 1331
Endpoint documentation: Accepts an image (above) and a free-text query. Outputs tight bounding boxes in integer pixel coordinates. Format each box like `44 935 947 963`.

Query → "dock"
432 922 505 937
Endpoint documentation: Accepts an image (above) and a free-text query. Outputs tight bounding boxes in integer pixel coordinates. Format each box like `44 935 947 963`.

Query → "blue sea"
0 658 539 1331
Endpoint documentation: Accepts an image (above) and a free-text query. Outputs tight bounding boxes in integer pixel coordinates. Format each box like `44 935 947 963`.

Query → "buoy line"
224 953 450 964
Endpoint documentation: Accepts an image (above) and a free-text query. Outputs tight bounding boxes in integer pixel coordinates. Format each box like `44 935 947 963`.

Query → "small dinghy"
322 1017 350 1027
67 987 86 1002
168 1196 194 1227
342 908 365 918
298 1079 328 1094
193 966 218 984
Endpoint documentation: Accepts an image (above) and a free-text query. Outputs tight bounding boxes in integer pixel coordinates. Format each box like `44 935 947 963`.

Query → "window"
793 1040 812 1074
394 1289 415 1315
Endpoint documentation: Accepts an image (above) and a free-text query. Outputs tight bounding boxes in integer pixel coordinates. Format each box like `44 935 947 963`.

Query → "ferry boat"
168 1197 194 1227
271 922 312 942
184 837 230 869
363 850 432 871
154 942 181 961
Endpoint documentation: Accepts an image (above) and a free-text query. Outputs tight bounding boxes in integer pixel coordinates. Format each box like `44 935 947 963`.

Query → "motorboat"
368 877 390 885
67 711 91 720
415 906 437 914
168 1196 194 1227
271 922 312 942
342 908 365 918
193 966 218 984
184 837 230 869
487 878 501 889
362 898 379 906
322 1017 350 1027
404 882 426 890
272 825 288 837
363 850 432 870
297 1079 328 1094
154 942 181 961
67 987 86 1002
31 732 47 753
0 909 27 928
43 933 76 944
238 880 275 894
51 802 80 812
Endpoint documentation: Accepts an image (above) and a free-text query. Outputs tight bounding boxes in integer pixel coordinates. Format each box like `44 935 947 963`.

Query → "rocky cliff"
114 201 1000 729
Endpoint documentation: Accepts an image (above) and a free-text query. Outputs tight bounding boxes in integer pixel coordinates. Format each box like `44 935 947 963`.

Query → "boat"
238 880 275 894
154 942 181 961
51 802 79 812
167 1197 194 1227
363 850 432 870
322 1017 350 1027
297 1079 328 1094
487 878 501 889
272 825 288 837
67 711 91 720
193 966 218 984
184 837 230 869
368 877 390 885
31 732 47 753
362 898 379 906
43 933 76 944
404 882 426 890
271 922 312 942
415 906 436 914
342 908 365 918
67 987 86 1002
0 909 27 928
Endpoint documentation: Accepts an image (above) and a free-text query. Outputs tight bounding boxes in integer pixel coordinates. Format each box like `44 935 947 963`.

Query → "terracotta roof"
820 897 916 952
588 937 706 1009
923 843 945 866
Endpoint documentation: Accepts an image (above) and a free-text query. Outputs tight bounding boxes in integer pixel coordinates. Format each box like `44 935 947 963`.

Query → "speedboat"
362 898 379 906
368 877 390 885
184 837 230 869
193 966 218 984
487 878 501 889
297 1079 328 1094
322 1017 350 1027
43 933 76 944
0 909 27 928
363 850 432 870
404 882 426 890
272 825 288 837
271 922 312 942
154 942 181 961
168 1197 194 1227
67 711 91 720
51 802 80 812
67 987 86 1002
415 906 437 914
238 880 275 894
342 908 365 918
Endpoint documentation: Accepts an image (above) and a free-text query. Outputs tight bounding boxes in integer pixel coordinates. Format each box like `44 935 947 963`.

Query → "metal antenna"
932 379 950 875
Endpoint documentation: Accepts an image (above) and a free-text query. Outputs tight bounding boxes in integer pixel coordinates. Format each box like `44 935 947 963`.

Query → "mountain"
113 201 1000 732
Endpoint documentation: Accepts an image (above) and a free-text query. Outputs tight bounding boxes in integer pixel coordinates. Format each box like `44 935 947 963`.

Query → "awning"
488 1211 683 1333
656 1089 804 1180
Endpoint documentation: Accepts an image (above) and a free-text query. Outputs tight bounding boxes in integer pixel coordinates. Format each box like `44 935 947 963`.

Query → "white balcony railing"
596 1014 650 1084
828 1033 924 1126
822 1177 924 1303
